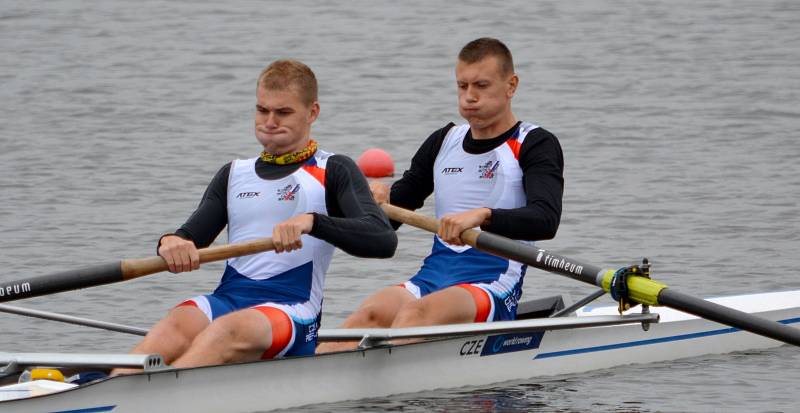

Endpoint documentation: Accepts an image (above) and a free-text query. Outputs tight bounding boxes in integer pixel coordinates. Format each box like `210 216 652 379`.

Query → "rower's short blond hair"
257 60 318 107
458 38 515 77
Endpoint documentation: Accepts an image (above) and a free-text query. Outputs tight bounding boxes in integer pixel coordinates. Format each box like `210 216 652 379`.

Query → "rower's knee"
141 312 203 356
345 303 392 328
392 301 430 328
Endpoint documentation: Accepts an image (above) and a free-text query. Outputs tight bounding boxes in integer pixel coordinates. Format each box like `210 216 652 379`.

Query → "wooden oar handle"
380 203 480 246
121 237 276 280
120 237 276 280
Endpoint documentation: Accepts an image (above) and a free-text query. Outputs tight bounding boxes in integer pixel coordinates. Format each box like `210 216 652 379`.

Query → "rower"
112 60 396 373
317 38 564 353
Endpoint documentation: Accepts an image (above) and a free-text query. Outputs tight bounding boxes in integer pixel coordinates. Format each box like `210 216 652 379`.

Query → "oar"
0 237 275 303
381 203 800 347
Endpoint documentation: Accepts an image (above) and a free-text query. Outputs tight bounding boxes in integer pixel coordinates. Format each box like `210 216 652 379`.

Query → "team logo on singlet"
277 184 301 201
478 161 500 179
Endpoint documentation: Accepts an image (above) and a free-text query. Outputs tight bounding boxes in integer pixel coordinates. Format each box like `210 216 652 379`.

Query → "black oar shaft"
479 226 800 346
658 289 800 346
0 237 275 303
476 232 604 285
380 203 800 347
0 262 124 302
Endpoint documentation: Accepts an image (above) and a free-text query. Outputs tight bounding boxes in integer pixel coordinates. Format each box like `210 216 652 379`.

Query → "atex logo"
277 184 301 201
478 160 499 179
235 192 260 199
441 167 464 175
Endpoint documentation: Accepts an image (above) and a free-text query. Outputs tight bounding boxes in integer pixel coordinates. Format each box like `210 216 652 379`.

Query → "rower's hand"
438 208 491 246
273 213 314 253
158 235 200 273
368 181 390 204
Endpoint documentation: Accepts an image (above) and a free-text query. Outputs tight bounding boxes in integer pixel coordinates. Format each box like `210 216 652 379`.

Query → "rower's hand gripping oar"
381 203 800 347
0 237 275 303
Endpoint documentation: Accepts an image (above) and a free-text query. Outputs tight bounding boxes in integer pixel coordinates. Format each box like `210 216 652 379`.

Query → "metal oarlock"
610 257 653 332
639 258 652 331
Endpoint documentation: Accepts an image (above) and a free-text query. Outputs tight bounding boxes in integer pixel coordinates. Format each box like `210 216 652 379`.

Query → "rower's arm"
387 123 454 228
483 128 564 240
164 163 231 249
310 155 397 258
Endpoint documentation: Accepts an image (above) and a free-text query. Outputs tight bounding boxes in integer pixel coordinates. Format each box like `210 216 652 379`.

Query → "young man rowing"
114 60 396 372
317 38 563 352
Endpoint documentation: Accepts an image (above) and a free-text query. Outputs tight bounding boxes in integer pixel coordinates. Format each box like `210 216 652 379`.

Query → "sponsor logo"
480 332 544 356
478 160 499 179
537 249 584 276
235 191 260 199
504 294 519 313
305 321 318 342
0 282 31 297
277 184 300 201
441 167 464 175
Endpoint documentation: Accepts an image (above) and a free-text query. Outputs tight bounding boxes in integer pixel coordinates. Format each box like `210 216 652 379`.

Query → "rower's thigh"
172 308 275 366
393 285 476 327
204 308 273 349
344 286 416 328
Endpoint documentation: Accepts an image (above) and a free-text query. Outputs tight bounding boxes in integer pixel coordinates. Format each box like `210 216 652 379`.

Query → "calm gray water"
2 1 799 411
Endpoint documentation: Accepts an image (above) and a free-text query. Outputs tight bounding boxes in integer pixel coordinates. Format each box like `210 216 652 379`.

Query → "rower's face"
456 56 517 128
254 86 319 153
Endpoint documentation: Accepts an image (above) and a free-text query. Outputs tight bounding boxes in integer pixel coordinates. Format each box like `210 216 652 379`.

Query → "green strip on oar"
381 203 800 347
0 237 275 303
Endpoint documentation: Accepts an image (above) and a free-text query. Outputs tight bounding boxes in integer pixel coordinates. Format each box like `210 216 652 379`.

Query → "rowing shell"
2 290 799 412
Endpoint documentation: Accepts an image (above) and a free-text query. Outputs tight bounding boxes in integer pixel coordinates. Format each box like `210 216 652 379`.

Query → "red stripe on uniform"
302 165 326 186
456 284 491 322
505 138 522 160
175 300 198 309
254 306 293 359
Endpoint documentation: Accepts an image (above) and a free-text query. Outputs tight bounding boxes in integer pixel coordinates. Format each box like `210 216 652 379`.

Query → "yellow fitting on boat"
601 269 667 306
30 368 65 382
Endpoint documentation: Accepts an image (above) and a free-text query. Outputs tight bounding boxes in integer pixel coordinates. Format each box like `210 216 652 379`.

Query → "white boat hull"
3 290 799 412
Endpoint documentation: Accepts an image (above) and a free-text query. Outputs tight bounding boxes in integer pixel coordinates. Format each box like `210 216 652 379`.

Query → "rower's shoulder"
325 153 356 169
522 125 560 144
323 154 363 181
210 161 233 182
414 122 457 155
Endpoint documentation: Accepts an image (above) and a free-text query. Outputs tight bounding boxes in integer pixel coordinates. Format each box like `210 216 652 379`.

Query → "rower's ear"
308 101 320 124
507 74 519 98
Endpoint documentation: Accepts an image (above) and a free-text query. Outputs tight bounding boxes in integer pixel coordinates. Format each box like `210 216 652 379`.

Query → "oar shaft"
383 203 604 284
0 262 125 303
0 237 275 303
381 203 800 347
658 289 800 345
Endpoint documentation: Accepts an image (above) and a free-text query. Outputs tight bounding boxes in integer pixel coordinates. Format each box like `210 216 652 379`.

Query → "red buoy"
357 148 394 178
